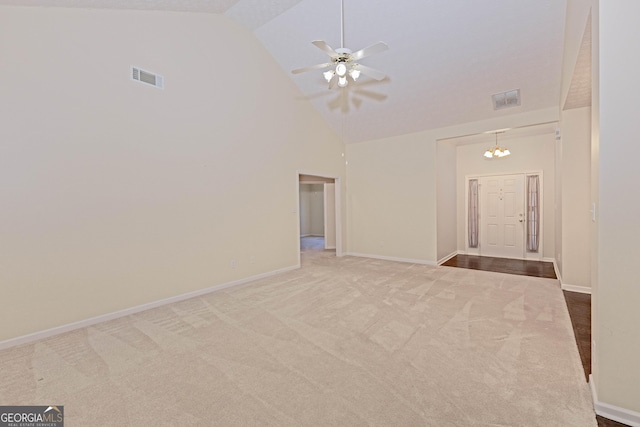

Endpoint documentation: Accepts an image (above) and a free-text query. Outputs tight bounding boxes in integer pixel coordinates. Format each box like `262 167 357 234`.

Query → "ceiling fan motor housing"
334 47 352 63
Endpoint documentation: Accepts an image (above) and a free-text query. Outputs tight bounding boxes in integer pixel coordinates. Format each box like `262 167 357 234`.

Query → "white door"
480 174 525 259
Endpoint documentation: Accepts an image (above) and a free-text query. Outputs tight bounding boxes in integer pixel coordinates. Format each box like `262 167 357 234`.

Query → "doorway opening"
296 173 342 264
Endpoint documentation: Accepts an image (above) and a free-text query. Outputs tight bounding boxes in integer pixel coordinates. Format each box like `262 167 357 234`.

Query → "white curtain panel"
468 179 479 248
526 175 540 253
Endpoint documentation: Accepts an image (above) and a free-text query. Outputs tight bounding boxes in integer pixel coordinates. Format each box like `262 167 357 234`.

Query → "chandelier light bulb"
349 68 360 81
336 62 347 77
338 75 348 87
323 70 335 83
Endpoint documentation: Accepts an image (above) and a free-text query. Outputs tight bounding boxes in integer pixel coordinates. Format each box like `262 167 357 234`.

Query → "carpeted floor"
0 251 595 426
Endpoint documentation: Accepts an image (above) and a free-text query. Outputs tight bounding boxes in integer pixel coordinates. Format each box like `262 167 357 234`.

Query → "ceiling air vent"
131 66 164 89
492 89 520 110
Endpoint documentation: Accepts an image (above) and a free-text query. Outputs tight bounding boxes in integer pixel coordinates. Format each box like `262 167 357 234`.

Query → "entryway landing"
442 254 557 279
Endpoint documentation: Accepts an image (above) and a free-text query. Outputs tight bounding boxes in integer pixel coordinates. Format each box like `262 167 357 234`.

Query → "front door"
479 174 525 259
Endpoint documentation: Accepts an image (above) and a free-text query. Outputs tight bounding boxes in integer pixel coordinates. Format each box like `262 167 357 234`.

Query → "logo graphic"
44 406 62 416
0 405 64 427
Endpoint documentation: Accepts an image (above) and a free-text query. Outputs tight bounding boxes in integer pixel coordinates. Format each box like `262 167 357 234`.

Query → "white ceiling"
1 0 567 143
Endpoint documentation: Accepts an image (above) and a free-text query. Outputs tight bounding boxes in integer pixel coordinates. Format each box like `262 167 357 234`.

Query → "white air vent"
492 89 520 110
131 66 164 89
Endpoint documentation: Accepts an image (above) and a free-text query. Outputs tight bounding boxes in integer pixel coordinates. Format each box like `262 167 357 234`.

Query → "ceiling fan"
291 0 388 88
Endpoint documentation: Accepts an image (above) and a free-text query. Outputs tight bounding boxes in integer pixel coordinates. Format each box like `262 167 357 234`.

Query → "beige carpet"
0 251 595 426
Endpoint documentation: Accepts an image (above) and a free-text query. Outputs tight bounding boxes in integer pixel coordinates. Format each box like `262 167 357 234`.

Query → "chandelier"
484 132 511 158
323 58 361 87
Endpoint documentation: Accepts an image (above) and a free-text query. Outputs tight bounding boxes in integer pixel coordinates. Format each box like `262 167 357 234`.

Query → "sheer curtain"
526 175 540 252
468 179 479 248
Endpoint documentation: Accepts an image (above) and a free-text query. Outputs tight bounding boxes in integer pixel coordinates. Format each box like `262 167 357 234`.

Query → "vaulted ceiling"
0 0 568 143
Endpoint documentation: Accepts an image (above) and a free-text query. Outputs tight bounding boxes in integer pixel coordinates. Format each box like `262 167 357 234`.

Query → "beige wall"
456 133 556 259
594 0 640 413
299 184 324 236
346 133 437 262
560 107 591 289
559 0 594 288
0 6 345 342
436 141 458 262
555 129 564 276
590 0 601 398
347 109 558 265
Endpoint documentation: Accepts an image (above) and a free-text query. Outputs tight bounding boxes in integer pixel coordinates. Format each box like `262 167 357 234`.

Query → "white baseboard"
590 374 640 427
437 250 459 265
561 283 592 294
552 260 592 294
345 252 437 266
0 264 299 351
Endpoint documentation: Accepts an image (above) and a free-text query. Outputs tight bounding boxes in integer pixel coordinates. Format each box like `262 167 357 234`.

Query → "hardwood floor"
563 291 630 427
563 290 592 381
442 254 557 279
597 415 632 427
443 255 630 427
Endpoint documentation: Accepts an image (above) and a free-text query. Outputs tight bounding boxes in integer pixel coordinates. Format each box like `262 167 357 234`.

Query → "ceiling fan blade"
350 42 389 61
355 64 386 81
354 88 388 102
295 90 332 101
341 92 349 113
312 40 338 58
327 92 342 110
291 62 333 75
328 75 337 89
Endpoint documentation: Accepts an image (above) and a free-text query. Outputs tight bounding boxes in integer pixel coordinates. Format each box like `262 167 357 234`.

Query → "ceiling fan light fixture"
323 70 335 82
290 0 387 89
